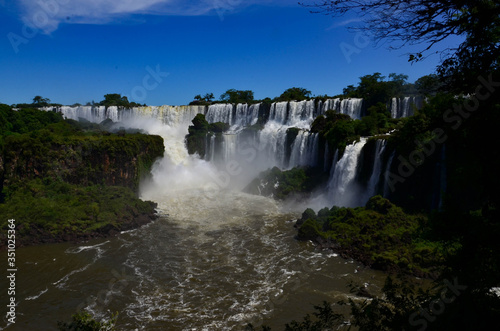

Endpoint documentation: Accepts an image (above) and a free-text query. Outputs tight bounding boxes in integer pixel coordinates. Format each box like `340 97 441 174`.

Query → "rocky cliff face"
0 132 164 194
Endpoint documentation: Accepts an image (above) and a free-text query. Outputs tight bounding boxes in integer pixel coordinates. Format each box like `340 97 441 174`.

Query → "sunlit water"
0 190 387 330
0 108 389 330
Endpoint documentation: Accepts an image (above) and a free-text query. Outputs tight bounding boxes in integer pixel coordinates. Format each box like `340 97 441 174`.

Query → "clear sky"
0 0 460 106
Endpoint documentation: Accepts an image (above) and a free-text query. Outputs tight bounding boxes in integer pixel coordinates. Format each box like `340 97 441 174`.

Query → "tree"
301 0 500 91
32 96 50 106
203 93 214 102
100 94 128 107
415 74 443 96
190 93 215 105
278 87 312 101
99 94 142 108
220 89 254 104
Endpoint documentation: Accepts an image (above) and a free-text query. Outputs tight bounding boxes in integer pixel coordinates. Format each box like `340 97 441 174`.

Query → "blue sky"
0 0 460 106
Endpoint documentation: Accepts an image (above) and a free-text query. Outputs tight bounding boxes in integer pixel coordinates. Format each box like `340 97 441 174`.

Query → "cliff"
0 121 164 193
0 111 165 248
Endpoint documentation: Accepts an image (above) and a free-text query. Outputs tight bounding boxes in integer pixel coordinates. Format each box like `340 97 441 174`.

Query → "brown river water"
1 190 388 330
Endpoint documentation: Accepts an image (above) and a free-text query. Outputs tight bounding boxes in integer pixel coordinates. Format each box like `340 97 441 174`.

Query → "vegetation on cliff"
185 113 229 158
244 167 327 200
296 196 451 277
0 106 164 247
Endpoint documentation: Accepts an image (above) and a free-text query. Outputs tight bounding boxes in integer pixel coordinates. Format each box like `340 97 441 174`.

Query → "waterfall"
365 139 387 200
323 142 330 172
222 134 238 164
53 105 206 126
269 102 288 124
205 134 216 162
258 122 289 168
327 138 368 207
389 96 424 118
288 131 319 168
41 101 409 209
206 104 234 124
322 99 341 113
328 149 339 181
390 98 398 119
383 150 396 197
340 98 363 119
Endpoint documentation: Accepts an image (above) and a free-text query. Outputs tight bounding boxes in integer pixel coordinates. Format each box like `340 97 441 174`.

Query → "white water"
365 139 387 201
390 96 424 118
289 131 319 168
206 104 234 125
10 102 409 330
44 101 388 208
327 138 368 207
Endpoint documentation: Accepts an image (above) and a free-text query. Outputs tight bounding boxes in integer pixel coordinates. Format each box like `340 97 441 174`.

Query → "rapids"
0 103 390 330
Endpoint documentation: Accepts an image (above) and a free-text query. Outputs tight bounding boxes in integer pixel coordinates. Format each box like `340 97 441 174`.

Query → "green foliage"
343 72 415 109
277 87 312 102
245 167 324 200
185 114 229 157
190 93 215 105
415 74 443 96
343 72 417 109
33 95 51 107
99 94 143 108
324 117 358 156
284 301 343 330
1 120 163 192
209 122 230 133
191 113 209 131
220 89 254 104
310 106 395 159
0 106 63 135
58 311 117 331
297 196 447 276
0 107 163 245
0 179 157 245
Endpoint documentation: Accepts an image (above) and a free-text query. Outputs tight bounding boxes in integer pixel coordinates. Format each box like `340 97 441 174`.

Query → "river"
1 105 389 330
1 189 388 330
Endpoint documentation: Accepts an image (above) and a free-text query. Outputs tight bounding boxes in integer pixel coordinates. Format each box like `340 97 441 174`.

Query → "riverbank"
294 196 452 279
0 182 159 249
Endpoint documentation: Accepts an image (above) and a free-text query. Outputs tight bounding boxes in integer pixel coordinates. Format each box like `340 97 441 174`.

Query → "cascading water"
13 103 409 330
327 138 368 207
383 150 396 197
340 98 363 119
206 104 234 125
390 96 424 118
232 103 259 129
289 131 319 168
365 139 387 201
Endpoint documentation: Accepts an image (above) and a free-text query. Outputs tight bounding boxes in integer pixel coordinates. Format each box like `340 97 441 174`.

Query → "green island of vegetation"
0 104 164 247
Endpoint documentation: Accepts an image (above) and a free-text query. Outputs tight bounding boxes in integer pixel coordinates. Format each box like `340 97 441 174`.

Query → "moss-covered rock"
244 166 328 200
185 113 229 158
